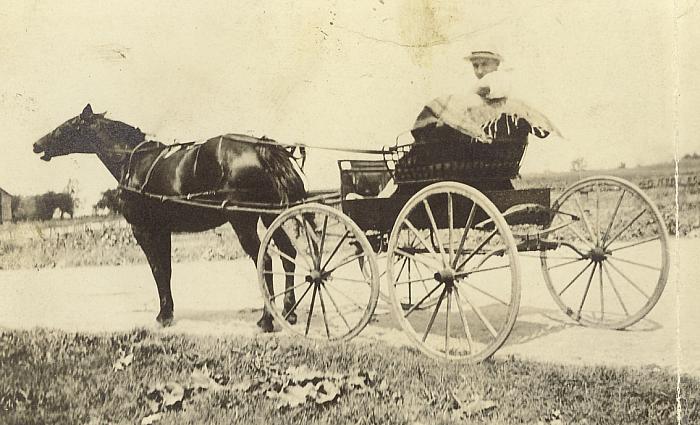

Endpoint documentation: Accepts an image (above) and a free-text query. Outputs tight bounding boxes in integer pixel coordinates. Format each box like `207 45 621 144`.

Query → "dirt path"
1 238 697 376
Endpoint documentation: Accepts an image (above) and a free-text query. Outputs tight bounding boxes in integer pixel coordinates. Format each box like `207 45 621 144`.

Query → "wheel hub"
589 246 608 263
434 268 456 287
306 270 324 284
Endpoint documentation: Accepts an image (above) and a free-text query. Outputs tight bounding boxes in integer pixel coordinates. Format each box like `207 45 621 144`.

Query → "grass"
1 329 697 425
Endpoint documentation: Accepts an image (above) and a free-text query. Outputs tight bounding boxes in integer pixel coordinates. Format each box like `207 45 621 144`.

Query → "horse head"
33 104 105 161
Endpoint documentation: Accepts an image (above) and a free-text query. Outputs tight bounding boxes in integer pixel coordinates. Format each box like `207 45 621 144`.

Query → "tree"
570 157 587 172
10 191 76 221
94 188 123 214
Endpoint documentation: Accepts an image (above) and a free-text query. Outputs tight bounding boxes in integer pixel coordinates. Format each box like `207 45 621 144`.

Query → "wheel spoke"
262 271 308 278
595 182 600 245
521 253 581 260
559 261 593 296
447 193 454 265
564 221 595 249
608 236 661 253
608 256 661 271
421 288 446 343
298 215 320 268
322 285 352 331
576 263 597 318
606 260 651 298
403 218 442 264
455 230 498 272
602 263 630 316
325 285 367 312
284 283 314 321
268 280 310 301
395 257 408 281
423 199 448 266
403 282 443 318
602 189 626 244
453 286 474 352
325 253 367 274
318 215 329 267
395 248 443 270
458 289 498 338
330 276 375 285
598 262 604 320
445 289 452 353
320 231 350 271
457 263 512 277
395 274 437 286
574 193 597 244
545 257 587 271
460 281 509 306
452 203 477 268
317 284 331 338
304 284 319 336
268 245 312 272
604 208 647 249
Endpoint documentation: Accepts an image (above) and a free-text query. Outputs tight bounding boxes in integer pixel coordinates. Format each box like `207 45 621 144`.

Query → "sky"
1 0 698 214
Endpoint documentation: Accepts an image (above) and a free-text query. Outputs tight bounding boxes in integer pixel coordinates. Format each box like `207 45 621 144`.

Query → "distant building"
0 187 12 224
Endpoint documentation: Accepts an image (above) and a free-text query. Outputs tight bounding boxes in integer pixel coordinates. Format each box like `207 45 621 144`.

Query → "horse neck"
91 117 148 182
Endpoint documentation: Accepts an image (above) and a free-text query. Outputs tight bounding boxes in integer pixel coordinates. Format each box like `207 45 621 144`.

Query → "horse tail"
255 144 307 204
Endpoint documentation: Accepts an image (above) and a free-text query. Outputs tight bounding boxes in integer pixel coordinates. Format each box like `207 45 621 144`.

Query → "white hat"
465 50 503 63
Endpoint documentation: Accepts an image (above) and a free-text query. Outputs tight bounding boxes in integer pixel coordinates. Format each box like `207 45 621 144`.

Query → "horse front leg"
132 226 174 326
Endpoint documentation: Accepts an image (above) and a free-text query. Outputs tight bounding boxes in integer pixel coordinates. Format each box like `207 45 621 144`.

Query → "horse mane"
96 116 147 148
254 143 306 204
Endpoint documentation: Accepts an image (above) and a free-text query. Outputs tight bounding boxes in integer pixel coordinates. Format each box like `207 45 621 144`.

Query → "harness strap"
192 144 202 178
140 147 169 192
122 140 153 186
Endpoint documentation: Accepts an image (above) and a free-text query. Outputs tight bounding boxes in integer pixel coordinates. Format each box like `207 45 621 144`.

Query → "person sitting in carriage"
378 48 560 197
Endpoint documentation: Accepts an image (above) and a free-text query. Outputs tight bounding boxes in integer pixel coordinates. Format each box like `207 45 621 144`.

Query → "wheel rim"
258 204 380 341
387 182 521 362
541 176 670 329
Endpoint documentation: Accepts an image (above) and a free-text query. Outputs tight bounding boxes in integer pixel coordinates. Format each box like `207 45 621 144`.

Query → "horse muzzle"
33 141 52 161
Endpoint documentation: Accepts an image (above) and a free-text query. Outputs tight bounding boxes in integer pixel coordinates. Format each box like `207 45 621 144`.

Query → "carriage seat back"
338 160 393 199
393 131 528 185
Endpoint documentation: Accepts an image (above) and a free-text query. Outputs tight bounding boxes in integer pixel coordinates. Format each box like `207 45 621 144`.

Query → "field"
1 329 697 425
0 158 698 272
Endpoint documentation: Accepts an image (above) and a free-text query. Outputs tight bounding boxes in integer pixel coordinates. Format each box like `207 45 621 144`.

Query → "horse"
33 104 305 331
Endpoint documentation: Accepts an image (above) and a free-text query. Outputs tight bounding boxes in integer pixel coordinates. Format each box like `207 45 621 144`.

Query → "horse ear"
81 104 94 120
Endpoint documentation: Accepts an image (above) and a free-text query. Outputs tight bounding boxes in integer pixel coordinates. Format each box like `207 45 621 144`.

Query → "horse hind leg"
229 214 276 332
262 215 298 325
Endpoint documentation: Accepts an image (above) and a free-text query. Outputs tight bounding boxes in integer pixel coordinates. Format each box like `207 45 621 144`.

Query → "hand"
476 86 491 97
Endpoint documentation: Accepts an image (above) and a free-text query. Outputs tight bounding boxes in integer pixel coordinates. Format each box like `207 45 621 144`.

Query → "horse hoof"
256 317 274 333
156 313 174 327
284 311 297 325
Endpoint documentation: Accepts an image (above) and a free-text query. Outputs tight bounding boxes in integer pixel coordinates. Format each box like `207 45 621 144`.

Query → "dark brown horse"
33 104 305 331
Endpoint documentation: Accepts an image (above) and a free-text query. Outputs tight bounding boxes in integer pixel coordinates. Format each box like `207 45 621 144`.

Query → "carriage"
254 133 670 362
33 105 670 363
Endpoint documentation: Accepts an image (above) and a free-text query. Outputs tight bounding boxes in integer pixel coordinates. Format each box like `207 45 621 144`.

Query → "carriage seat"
393 127 528 187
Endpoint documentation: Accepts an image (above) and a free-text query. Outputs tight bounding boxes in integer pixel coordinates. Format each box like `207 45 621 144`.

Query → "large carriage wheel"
386 182 521 362
541 176 670 329
257 203 380 341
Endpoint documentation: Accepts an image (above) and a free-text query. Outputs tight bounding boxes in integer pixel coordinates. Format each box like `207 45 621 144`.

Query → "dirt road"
1 238 697 376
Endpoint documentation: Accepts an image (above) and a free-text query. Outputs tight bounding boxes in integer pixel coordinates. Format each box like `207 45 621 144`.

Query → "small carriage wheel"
257 203 380 341
386 182 521 362
540 176 670 329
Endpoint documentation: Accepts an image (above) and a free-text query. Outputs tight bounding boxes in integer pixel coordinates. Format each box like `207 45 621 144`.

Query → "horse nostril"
33 143 43 153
